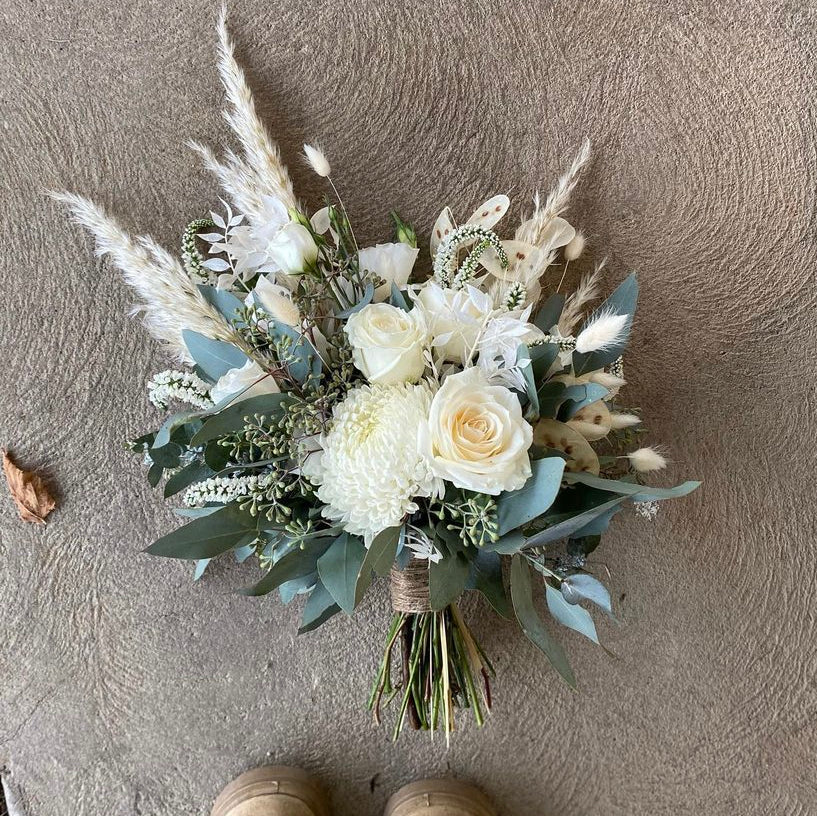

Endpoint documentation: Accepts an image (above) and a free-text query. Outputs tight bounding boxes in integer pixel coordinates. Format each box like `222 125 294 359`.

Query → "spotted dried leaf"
2 449 56 524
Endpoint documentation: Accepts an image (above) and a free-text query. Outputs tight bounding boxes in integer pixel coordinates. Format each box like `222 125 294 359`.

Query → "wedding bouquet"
57 10 698 740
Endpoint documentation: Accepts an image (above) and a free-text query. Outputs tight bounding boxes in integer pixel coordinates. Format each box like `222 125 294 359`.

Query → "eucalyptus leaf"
516 345 539 416
537 381 567 419
147 462 164 487
174 505 223 519
316 533 367 614
481 529 525 554
193 558 211 581
335 281 375 318
572 273 638 375
529 342 559 385
182 330 250 382
197 285 245 323
191 393 289 446
153 410 200 449
467 549 512 619
510 555 576 687
569 501 623 538
546 583 599 644
497 457 566 535
525 496 628 547
559 383 609 420
356 526 400 606
146 504 255 560
563 472 701 501
148 442 183 469
164 461 215 499
429 552 469 610
299 581 341 634
390 283 411 312
561 573 613 616
240 538 333 597
533 293 565 334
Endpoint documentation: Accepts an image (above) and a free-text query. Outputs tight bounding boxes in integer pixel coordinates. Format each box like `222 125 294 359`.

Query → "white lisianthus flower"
266 222 318 275
345 303 429 385
358 242 420 301
419 367 533 495
249 275 301 326
414 282 494 363
210 359 279 404
308 383 440 541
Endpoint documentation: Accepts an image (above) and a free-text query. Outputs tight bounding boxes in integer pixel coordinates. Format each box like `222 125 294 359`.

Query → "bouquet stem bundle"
369 565 493 740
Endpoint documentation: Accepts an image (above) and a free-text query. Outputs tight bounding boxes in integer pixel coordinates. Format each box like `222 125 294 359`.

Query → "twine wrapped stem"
390 562 432 613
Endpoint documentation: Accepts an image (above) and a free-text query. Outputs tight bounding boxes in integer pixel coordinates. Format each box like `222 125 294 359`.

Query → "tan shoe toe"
210 766 329 816
384 779 495 816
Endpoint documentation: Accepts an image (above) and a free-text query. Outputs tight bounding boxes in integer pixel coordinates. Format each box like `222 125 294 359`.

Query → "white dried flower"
303 143 331 177
626 446 667 472
609 412 641 429
148 370 213 410
563 230 586 261
634 500 660 521
307 383 440 541
574 309 629 354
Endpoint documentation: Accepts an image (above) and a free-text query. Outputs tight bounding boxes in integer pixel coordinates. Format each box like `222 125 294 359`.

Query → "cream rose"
358 242 420 301
419 367 532 495
344 303 428 385
266 222 318 275
414 282 494 363
210 359 279 404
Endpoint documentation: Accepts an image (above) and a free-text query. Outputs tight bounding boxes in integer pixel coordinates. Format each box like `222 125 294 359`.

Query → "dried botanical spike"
2 449 56 524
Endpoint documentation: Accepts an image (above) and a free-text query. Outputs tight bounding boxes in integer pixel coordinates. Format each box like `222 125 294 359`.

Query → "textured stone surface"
0 1 815 814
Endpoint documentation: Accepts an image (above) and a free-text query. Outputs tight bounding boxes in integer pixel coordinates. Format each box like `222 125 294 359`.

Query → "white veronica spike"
466 194 510 229
430 206 456 256
574 310 629 354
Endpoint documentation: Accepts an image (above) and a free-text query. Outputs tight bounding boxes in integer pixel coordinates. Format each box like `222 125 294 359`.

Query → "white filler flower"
419 367 533 495
310 383 439 541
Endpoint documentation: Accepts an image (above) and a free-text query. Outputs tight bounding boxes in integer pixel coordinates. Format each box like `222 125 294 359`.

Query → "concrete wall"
0 1 814 814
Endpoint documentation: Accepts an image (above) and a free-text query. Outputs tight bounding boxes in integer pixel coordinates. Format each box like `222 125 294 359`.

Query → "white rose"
266 222 318 275
249 275 301 326
414 282 494 363
419 367 532 495
358 242 419 301
344 303 428 385
210 359 280 404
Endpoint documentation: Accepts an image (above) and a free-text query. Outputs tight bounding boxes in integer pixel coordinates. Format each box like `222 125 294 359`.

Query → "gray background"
1 1 815 814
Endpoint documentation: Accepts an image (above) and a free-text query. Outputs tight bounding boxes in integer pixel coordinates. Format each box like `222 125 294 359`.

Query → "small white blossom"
403 526 443 564
634 500 660 521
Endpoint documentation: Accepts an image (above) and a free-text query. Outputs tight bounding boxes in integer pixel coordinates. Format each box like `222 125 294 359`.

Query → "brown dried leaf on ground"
2 449 56 524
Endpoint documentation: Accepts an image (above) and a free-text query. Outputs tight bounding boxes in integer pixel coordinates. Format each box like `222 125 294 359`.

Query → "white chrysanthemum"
309 382 440 541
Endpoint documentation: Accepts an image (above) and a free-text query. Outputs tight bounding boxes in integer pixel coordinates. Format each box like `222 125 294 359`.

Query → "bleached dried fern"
53 192 237 362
